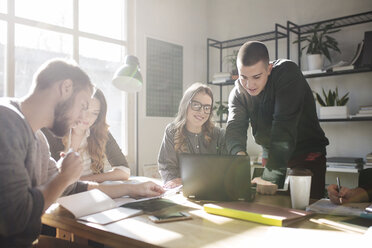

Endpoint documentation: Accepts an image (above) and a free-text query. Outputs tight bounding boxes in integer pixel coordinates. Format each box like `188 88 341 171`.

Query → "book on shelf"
203 201 313 227
326 167 360 173
324 60 354 72
331 65 355 72
306 199 372 219
326 163 363 168
350 106 372 118
211 72 231 84
364 163 372 169
350 113 372 118
358 109 372 114
350 41 364 67
212 72 231 78
326 157 364 164
322 38 366 72
366 152 372 160
358 31 372 68
211 78 230 84
302 69 326 75
360 105 372 111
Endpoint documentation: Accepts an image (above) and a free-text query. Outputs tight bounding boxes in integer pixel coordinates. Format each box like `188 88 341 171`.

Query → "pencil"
336 177 342 204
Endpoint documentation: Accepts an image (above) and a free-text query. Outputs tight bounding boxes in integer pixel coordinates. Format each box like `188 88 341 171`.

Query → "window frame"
0 0 129 154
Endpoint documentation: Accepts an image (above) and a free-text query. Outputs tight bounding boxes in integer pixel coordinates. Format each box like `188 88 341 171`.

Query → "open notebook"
57 186 182 225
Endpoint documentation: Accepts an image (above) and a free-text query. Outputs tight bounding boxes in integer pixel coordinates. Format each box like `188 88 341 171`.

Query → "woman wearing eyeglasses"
158 82 226 189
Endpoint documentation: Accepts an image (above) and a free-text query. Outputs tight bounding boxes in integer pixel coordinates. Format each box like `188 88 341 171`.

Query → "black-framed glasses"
189 100 212 114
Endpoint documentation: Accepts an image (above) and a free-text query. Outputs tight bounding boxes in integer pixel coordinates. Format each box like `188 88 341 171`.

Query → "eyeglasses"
189 100 212 114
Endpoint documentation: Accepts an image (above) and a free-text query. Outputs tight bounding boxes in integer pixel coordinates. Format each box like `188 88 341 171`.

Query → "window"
79 38 125 148
15 24 73 97
0 21 5 96
0 0 128 152
15 0 73 28
79 0 126 40
0 0 6 13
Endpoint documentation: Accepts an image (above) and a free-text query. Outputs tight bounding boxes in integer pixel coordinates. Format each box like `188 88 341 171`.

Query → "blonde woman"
43 88 130 182
158 82 226 189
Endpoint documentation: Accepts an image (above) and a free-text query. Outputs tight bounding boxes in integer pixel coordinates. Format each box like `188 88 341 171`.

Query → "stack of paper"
365 152 372 169
326 157 364 172
211 72 231 84
350 105 372 118
306 198 371 219
302 69 326 75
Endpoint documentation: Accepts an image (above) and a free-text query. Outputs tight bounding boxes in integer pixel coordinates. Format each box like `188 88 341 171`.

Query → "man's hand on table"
251 177 278 195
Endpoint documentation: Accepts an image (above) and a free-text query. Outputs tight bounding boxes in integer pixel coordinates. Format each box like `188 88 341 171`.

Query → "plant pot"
319 106 349 119
307 54 324 70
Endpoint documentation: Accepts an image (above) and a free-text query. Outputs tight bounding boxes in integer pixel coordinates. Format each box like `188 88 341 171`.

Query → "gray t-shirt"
0 99 87 247
158 123 226 183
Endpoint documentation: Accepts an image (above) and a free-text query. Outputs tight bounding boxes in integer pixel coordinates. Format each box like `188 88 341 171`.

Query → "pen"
336 177 342 204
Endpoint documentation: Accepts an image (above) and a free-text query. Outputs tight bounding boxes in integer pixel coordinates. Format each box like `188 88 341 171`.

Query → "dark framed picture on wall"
146 37 183 117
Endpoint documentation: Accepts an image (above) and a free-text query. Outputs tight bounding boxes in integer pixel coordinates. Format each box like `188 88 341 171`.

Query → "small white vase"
307 54 324 70
319 106 349 119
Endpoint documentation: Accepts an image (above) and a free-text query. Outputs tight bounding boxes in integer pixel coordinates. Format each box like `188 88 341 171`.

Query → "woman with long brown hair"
158 82 226 189
43 88 130 182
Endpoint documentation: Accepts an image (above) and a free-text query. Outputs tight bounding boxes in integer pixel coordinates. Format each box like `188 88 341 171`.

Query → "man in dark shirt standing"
226 41 329 199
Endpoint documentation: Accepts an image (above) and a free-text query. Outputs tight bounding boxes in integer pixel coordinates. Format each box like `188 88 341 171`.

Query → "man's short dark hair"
34 58 92 93
237 41 269 66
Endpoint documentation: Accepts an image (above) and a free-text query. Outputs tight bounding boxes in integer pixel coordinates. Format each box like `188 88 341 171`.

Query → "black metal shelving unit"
304 67 372 78
287 11 372 69
207 11 372 126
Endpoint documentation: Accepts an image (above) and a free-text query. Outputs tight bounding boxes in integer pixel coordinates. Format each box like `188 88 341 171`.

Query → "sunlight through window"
1 0 128 149
15 0 73 28
0 21 5 96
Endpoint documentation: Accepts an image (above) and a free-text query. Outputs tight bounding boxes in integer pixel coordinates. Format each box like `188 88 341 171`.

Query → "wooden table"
42 193 370 248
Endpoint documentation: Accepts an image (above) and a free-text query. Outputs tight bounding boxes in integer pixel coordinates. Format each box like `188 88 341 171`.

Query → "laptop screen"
179 154 253 202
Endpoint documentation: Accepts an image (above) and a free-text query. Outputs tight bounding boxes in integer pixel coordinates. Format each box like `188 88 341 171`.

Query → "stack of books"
350 105 372 118
365 152 372 169
211 72 231 84
326 157 364 172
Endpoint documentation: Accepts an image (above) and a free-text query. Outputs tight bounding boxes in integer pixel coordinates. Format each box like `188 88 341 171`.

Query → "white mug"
288 169 313 210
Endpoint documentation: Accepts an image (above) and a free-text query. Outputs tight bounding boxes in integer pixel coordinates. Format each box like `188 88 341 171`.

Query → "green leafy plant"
213 101 228 118
315 87 349 106
224 50 239 75
293 23 341 62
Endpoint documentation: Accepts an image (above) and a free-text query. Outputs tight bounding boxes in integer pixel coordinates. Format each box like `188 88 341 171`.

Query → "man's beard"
49 98 74 138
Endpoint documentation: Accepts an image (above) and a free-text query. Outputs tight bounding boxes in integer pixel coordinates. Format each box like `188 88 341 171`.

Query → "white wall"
133 0 372 175
134 0 209 175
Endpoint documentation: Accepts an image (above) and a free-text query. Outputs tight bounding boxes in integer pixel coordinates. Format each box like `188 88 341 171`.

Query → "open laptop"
251 166 290 191
179 154 253 202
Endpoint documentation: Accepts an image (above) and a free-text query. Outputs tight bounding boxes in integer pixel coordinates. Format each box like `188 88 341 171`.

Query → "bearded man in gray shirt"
0 59 164 247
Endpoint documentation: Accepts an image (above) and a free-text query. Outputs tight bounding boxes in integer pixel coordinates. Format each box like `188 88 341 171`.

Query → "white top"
67 129 129 176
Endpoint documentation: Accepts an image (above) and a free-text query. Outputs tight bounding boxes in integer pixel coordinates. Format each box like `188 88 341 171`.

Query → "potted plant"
293 23 341 70
224 50 239 79
213 101 229 121
315 87 349 119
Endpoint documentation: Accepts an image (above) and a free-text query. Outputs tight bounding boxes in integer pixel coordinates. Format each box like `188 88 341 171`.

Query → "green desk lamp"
112 55 143 175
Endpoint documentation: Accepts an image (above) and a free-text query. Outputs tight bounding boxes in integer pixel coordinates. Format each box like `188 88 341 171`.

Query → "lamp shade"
112 55 143 93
